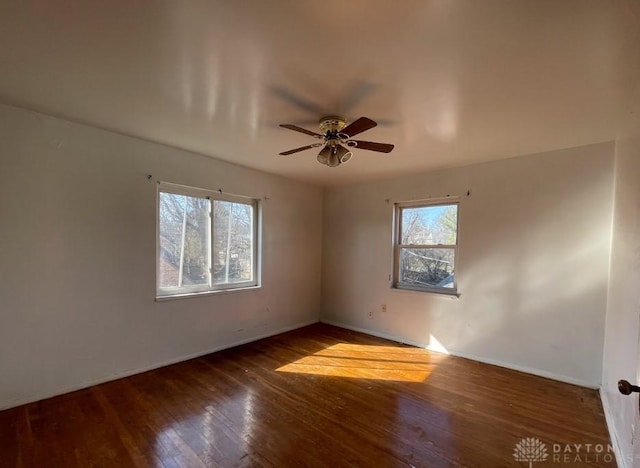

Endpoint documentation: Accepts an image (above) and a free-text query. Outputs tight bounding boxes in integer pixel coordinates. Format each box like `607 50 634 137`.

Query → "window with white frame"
157 183 259 297
393 200 458 294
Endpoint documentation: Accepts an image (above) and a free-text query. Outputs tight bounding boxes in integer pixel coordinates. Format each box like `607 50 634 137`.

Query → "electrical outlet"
382 304 387 313
368 311 373 319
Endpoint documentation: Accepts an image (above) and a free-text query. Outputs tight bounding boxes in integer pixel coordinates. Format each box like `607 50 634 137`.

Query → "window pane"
399 248 455 288
401 204 457 245
213 201 254 284
158 192 210 289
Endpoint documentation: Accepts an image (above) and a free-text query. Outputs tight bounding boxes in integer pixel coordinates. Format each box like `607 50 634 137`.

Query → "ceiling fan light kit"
279 116 394 167
336 145 352 164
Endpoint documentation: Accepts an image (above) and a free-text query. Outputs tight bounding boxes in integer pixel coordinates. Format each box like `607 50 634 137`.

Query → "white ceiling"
0 1 639 186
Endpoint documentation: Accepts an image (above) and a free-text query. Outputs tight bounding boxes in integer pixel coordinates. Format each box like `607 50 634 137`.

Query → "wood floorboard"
0 323 614 467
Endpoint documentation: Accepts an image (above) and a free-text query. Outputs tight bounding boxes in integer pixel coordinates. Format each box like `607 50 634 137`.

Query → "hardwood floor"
0 323 614 467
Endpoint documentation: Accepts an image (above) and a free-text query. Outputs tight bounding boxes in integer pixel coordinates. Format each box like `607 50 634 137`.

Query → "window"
393 201 458 295
157 183 259 298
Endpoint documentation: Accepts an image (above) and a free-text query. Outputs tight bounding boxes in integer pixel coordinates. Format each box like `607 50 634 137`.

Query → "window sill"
390 285 460 299
156 285 261 302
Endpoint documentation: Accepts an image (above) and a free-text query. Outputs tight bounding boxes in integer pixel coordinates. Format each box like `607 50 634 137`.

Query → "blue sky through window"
403 205 448 229
421 205 447 229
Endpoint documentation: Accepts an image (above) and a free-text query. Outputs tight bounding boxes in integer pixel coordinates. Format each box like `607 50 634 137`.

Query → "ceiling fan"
279 116 394 167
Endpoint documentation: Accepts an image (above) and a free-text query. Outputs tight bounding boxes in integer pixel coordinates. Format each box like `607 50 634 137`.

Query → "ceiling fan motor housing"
319 116 346 135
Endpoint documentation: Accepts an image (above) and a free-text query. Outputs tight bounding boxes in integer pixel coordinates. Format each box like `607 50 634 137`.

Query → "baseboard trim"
1 319 319 411
321 319 599 389
322 319 430 348
600 387 627 468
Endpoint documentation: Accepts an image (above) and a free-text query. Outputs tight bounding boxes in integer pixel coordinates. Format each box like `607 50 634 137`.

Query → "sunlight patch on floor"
276 343 445 382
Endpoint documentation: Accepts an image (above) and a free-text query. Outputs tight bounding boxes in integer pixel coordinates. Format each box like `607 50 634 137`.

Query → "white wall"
0 104 323 410
0 98 623 412
322 142 614 387
601 80 640 467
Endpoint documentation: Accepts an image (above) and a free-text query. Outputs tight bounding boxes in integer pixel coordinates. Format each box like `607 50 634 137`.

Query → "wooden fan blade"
350 140 394 153
340 117 377 138
280 124 322 138
279 143 322 155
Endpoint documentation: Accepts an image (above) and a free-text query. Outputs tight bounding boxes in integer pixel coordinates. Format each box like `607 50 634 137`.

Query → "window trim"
156 182 260 299
392 198 459 296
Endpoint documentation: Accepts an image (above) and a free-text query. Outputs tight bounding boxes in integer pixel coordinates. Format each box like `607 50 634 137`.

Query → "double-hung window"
157 183 259 298
393 200 459 295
